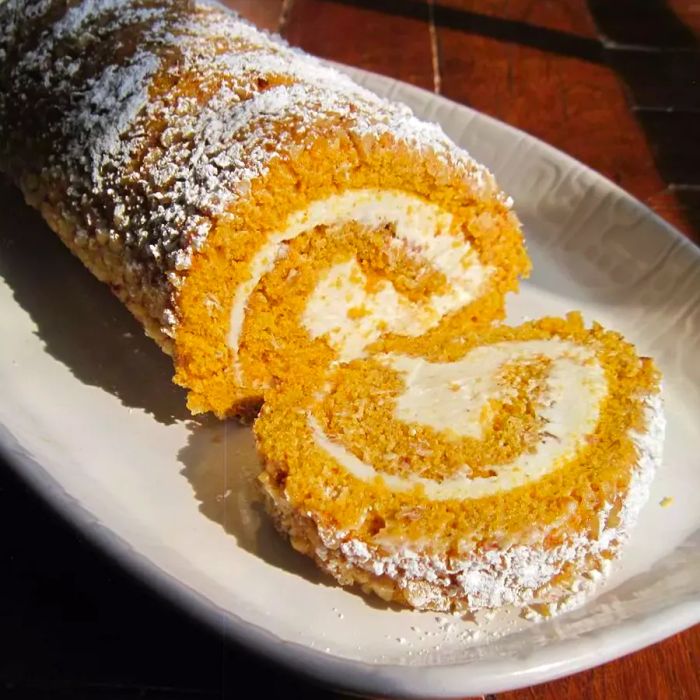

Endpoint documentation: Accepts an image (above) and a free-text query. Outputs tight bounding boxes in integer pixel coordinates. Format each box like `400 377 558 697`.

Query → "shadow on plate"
178 417 406 610
0 182 189 425
178 416 331 586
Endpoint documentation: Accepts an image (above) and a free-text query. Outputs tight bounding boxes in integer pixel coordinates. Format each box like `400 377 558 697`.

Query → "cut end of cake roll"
173 95 530 418
0 0 529 419
255 313 664 612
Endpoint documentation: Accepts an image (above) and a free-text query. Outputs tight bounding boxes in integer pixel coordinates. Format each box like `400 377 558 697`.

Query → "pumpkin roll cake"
0 0 529 417
256 314 664 612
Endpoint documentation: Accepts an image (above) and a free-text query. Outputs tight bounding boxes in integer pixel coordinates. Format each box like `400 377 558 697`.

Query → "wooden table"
223 1 700 698
0 2 697 700
230 0 700 245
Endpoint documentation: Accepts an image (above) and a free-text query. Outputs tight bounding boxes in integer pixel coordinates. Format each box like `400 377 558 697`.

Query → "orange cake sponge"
0 0 529 418
256 314 664 612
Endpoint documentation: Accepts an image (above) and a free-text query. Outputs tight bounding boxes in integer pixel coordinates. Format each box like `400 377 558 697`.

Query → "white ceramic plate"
1 66 699 698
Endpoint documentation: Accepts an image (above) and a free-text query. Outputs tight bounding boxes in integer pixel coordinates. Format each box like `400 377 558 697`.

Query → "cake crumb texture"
0 0 529 416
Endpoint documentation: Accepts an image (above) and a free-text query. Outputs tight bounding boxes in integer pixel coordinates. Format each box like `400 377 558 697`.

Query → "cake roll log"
0 0 529 417
256 313 664 612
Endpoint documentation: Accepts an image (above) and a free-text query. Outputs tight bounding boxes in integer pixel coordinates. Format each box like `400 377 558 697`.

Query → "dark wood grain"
284 0 436 89
497 626 700 700
435 0 692 238
227 0 283 30
589 0 698 47
669 0 700 37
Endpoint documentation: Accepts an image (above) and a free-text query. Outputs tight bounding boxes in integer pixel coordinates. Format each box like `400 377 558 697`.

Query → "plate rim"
2 421 699 697
1 63 699 699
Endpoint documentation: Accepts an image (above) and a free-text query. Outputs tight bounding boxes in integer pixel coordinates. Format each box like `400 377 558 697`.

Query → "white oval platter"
0 65 699 698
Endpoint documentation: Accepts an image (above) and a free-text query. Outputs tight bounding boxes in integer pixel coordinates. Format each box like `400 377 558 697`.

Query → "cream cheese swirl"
228 189 494 373
310 339 608 500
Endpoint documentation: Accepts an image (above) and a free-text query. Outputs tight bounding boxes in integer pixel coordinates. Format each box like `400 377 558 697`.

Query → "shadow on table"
323 0 604 64
0 458 340 699
0 182 189 425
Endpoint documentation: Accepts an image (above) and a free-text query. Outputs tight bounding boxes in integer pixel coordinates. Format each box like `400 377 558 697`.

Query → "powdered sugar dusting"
311 390 665 613
80 52 161 185
0 0 501 337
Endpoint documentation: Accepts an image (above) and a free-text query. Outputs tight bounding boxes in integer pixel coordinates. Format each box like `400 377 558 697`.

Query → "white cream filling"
308 392 664 612
309 339 608 500
227 189 494 370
